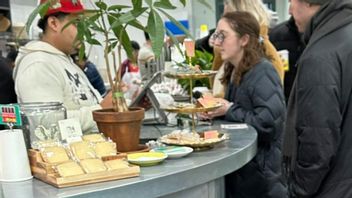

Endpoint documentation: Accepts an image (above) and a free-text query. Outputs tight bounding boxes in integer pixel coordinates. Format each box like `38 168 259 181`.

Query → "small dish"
127 152 167 166
151 146 193 158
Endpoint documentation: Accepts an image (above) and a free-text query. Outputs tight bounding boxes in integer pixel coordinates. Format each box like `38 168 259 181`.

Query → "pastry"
82 133 105 142
70 141 96 160
41 146 70 164
94 141 117 158
56 161 84 177
104 159 129 170
80 158 107 173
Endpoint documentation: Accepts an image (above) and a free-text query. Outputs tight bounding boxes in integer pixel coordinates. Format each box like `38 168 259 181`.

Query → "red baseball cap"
40 0 85 16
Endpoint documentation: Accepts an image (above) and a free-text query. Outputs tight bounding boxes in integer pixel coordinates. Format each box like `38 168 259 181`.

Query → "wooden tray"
163 70 217 79
162 103 222 113
160 132 228 151
28 149 140 188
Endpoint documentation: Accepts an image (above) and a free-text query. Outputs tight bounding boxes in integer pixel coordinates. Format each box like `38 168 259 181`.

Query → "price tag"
221 124 248 130
58 118 83 143
0 104 22 126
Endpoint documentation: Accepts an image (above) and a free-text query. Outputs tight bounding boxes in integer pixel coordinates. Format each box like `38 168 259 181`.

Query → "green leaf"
118 11 136 24
145 0 153 7
157 8 193 39
128 20 145 31
78 44 86 60
108 5 131 11
87 38 101 46
132 0 142 9
107 41 118 53
95 1 107 10
119 29 134 60
25 2 49 34
179 0 186 7
147 9 165 57
109 19 134 60
154 0 176 9
76 21 85 41
88 13 100 23
111 11 136 29
131 7 148 18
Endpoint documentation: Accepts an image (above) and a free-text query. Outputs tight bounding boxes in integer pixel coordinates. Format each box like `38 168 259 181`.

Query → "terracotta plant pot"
92 107 145 152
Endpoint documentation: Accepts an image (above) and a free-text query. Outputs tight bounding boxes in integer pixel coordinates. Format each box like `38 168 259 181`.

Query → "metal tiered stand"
161 69 226 150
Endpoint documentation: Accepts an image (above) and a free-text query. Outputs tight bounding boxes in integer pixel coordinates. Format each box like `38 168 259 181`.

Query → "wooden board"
28 149 140 188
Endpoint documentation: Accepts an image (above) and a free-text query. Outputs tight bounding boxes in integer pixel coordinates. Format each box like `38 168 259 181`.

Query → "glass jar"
20 102 66 148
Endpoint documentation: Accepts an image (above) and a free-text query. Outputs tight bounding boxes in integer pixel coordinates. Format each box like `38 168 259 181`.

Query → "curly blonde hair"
224 0 271 27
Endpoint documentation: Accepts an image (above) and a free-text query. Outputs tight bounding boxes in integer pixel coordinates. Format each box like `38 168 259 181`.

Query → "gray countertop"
0 122 257 198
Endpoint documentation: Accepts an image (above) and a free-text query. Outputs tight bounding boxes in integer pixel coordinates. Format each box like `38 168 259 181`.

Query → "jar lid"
19 102 64 109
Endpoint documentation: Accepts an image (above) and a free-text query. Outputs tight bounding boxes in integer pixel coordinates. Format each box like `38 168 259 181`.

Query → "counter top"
0 122 257 198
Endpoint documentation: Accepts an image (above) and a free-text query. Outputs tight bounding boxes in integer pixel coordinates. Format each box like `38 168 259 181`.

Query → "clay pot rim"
92 107 145 122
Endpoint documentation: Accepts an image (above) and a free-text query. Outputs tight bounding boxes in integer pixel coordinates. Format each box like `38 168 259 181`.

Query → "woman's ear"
240 34 250 47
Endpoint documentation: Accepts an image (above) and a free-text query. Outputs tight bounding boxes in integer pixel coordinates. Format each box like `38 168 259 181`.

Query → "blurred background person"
269 16 304 102
121 40 140 78
71 51 107 97
120 41 142 102
138 32 155 80
0 55 17 130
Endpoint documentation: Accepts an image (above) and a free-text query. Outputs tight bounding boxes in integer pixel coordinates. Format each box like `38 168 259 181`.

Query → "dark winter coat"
224 59 287 198
269 17 305 101
195 28 215 54
0 56 17 130
283 0 352 197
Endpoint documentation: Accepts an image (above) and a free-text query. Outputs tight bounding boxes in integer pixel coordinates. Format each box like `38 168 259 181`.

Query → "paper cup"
278 50 289 71
0 129 33 182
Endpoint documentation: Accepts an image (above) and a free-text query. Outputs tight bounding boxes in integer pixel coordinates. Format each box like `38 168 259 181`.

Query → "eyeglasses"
210 32 226 45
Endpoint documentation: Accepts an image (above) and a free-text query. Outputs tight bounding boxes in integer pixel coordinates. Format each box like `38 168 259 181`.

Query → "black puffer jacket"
224 59 287 198
283 0 352 197
0 56 17 130
269 17 305 102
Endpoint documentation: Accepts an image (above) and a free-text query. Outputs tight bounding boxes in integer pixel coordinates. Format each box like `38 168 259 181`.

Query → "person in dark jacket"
195 28 215 54
283 0 352 197
269 17 304 102
0 55 17 130
200 11 287 198
71 52 107 97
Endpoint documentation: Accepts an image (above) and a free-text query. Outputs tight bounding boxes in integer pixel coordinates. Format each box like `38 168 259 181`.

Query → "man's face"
48 13 79 55
289 0 320 33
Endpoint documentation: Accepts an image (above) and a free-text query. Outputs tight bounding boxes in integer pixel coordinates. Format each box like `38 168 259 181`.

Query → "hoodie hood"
16 40 67 61
14 41 70 80
304 0 352 45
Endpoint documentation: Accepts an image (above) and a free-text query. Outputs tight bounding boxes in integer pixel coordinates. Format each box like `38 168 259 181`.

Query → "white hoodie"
14 41 102 133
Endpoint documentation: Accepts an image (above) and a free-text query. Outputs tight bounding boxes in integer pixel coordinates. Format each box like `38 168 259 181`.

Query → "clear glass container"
20 102 66 148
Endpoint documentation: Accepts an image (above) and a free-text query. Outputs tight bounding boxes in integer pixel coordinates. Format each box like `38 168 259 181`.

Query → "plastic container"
0 129 32 182
19 102 66 148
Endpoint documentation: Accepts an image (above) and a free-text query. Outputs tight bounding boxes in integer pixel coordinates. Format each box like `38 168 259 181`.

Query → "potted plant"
26 0 195 152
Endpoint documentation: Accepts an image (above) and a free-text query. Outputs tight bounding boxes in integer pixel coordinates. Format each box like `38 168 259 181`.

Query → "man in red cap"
13 0 112 133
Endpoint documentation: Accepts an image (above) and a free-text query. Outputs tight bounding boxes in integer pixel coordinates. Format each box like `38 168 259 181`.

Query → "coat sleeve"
291 57 341 197
225 66 285 143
